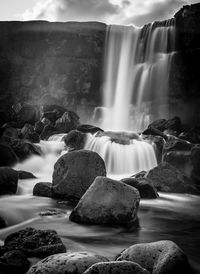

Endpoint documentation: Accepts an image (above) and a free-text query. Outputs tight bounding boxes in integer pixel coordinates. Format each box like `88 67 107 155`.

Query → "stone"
121 177 158 199
83 261 150 274
0 250 30 274
142 135 165 164
146 162 198 194
18 170 36 179
0 167 18 195
27 252 109 274
21 124 34 138
116 240 191 274
0 216 6 228
40 125 59 140
77 124 104 134
34 121 45 135
52 150 106 200
17 104 38 125
70 176 140 226
179 126 200 144
190 146 200 188
33 182 52 198
3 227 66 258
164 136 194 153
63 130 86 151
55 111 80 133
1 127 19 140
142 126 168 141
0 143 18 167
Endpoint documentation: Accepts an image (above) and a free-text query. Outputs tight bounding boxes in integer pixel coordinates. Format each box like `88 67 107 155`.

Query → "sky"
0 0 199 26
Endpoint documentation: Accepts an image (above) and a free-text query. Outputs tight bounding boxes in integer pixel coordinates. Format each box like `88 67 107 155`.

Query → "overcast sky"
0 0 199 26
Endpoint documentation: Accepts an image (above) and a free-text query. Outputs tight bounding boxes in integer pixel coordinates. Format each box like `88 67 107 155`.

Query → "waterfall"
101 19 175 131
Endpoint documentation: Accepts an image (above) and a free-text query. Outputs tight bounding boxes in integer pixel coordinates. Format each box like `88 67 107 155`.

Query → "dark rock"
1 127 19 140
0 250 30 274
96 131 140 145
133 171 147 179
190 146 200 189
0 144 18 167
55 111 80 133
147 117 181 133
17 104 38 125
63 130 86 151
52 150 106 200
146 162 198 194
34 121 45 135
40 125 58 140
179 126 200 144
27 252 109 274
42 111 60 123
0 167 18 195
116 240 192 274
83 261 149 274
25 132 40 143
0 216 6 228
164 136 194 152
3 227 66 258
121 177 158 199
77 124 104 134
42 104 66 116
33 182 52 198
21 124 34 138
142 135 165 163
147 119 167 131
143 126 168 141
18 170 36 179
70 176 140 226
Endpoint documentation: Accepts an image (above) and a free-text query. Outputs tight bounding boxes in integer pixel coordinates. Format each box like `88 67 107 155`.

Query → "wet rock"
142 126 168 141
147 117 181 133
33 182 52 198
95 131 140 145
40 125 59 140
121 177 158 199
116 240 192 274
21 124 34 138
0 143 18 167
164 136 194 152
3 227 66 258
0 167 18 195
77 124 104 134
55 111 80 133
190 146 200 189
63 130 86 151
18 170 36 179
0 250 30 274
42 111 60 124
83 261 149 274
27 252 108 274
34 121 45 135
148 119 167 131
52 150 106 200
142 135 165 164
70 176 140 226
146 162 198 194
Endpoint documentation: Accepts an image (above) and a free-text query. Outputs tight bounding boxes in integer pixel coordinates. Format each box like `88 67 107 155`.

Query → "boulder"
42 111 60 123
83 261 149 274
0 167 18 195
0 250 30 274
3 227 66 258
147 117 181 133
55 111 80 133
121 178 158 199
146 162 198 194
147 119 167 131
70 176 140 226
52 150 106 200
21 124 34 138
142 126 168 141
1 127 19 140
142 135 165 164
33 182 52 198
0 144 18 167
116 240 191 274
77 124 104 134
63 130 86 151
18 170 36 179
164 136 194 152
27 252 108 274
190 146 200 188
40 125 59 140
34 121 45 135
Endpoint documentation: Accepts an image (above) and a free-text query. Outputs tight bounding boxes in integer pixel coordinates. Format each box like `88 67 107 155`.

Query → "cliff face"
0 21 106 117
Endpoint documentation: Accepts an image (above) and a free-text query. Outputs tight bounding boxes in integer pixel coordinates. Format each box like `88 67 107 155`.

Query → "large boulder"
27 252 108 274
18 170 36 179
0 167 18 195
83 261 149 274
146 162 198 194
63 130 86 151
55 111 80 133
116 240 191 274
0 144 18 167
121 177 158 199
2 228 66 258
69 176 140 226
52 150 106 200
33 182 52 198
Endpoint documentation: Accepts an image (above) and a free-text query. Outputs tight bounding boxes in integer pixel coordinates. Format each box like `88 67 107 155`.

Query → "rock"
42 111 60 123
83 261 149 274
40 125 59 140
190 146 200 188
63 130 86 151
0 167 18 195
0 144 18 167
142 126 168 141
42 104 66 116
147 119 167 131
142 135 165 164
34 121 45 135
21 124 34 138
164 136 194 152
0 216 6 228
33 182 52 198
3 227 66 258
133 171 147 179
179 126 200 144
70 176 140 226
95 131 140 145
52 150 106 200
1 127 19 140
27 252 108 274
26 132 40 143
17 104 38 125
18 170 36 179
55 111 80 133
77 124 104 134
147 117 181 133
116 240 191 274
0 250 30 274
146 162 198 194
121 178 158 199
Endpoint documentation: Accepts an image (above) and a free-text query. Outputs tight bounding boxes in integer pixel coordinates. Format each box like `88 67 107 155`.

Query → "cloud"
20 0 190 26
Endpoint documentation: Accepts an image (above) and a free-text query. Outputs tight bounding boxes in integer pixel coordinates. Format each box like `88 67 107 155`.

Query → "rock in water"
52 150 106 200
116 240 191 274
33 182 52 198
83 261 149 274
27 252 108 274
146 162 198 194
3 227 66 258
0 167 18 195
63 130 86 151
70 176 140 226
0 144 18 167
